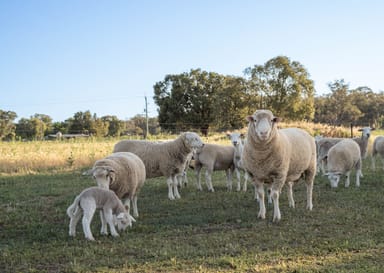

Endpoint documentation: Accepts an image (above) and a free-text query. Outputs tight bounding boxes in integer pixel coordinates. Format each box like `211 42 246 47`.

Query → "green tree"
0 110 17 140
101 115 126 137
154 69 224 135
244 56 315 120
16 117 46 140
67 111 93 134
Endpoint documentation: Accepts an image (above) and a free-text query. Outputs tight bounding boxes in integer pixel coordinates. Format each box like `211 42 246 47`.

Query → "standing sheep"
227 132 249 192
316 127 374 173
91 152 146 219
372 136 384 170
113 132 204 200
242 110 316 222
194 143 235 192
325 139 363 188
67 187 131 241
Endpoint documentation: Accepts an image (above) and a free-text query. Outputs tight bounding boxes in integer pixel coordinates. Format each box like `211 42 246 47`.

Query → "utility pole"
145 96 149 139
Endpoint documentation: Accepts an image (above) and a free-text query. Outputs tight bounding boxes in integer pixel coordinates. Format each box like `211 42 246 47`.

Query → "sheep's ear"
273 117 281 123
240 133 245 138
358 128 363 132
371 127 376 131
226 131 231 138
246 115 254 122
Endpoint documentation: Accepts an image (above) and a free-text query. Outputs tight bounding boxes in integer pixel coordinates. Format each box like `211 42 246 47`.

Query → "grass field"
1 158 384 272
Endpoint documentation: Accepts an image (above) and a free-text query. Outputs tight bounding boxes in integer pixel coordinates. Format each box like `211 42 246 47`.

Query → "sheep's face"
92 167 115 188
247 110 279 142
358 127 374 139
227 132 244 147
184 132 204 149
115 212 133 231
327 172 341 188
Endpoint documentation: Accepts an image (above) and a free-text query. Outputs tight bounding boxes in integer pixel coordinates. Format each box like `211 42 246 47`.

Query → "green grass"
1 161 384 273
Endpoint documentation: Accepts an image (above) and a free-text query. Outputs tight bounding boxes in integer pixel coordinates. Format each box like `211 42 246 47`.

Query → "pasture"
1 137 384 272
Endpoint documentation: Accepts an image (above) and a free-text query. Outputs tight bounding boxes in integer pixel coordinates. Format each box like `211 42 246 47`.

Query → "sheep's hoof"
257 213 265 219
86 237 95 241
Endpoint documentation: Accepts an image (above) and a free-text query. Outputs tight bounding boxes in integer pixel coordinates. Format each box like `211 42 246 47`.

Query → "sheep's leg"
371 154 376 170
287 182 295 208
243 172 249 192
355 159 362 187
82 203 96 241
195 165 203 191
235 168 241 191
267 185 273 204
225 169 233 191
271 187 281 222
167 177 175 200
254 181 266 219
344 171 351 187
100 210 108 235
205 169 215 192
172 175 181 199
104 208 119 237
305 172 314 211
69 209 82 237
131 196 139 218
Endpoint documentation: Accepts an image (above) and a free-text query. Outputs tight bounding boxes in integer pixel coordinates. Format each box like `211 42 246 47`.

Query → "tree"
244 56 315 120
67 111 93 134
101 115 126 137
154 69 228 135
0 110 17 140
15 117 46 140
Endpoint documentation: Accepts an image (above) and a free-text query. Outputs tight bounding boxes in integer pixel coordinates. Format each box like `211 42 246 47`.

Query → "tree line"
1 55 383 140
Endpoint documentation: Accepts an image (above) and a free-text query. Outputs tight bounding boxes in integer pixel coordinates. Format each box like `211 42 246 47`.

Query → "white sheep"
316 127 374 173
67 187 131 241
113 132 204 200
372 136 384 170
91 152 146 219
242 109 316 222
194 143 235 192
227 132 249 192
325 139 363 188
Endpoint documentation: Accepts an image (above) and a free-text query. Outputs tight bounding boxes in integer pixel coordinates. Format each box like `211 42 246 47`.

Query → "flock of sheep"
67 109 384 240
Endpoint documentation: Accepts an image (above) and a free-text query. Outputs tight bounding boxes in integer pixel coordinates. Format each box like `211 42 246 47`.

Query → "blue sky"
1 1 383 122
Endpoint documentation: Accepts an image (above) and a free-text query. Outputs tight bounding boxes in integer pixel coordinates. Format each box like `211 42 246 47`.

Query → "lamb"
113 132 204 200
67 187 131 241
194 143 235 192
242 109 316 222
316 127 374 173
325 139 363 188
371 136 384 170
91 152 146 219
227 132 249 192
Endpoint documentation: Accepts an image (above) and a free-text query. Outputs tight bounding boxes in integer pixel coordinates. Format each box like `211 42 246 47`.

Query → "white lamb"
194 143 235 192
316 127 374 173
372 136 384 170
242 109 316 222
325 139 363 188
67 187 131 241
91 152 146 222
113 132 204 200
227 132 249 192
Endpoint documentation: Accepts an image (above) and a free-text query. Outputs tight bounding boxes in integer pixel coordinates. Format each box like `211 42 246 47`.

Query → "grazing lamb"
227 132 249 192
325 139 363 188
113 132 204 200
194 143 235 192
91 152 146 220
242 109 316 222
316 127 374 173
67 187 131 241
372 136 384 170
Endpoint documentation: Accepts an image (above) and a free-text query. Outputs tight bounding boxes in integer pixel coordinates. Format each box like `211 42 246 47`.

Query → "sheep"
316 127 374 173
371 136 384 170
113 132 204 200
194 143 235 192
227 132 249 192
242 109 316 222
91 152 146 219
67 187 131 241
325 139 363 188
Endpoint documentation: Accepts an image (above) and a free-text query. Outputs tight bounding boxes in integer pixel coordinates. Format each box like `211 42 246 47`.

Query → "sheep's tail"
66 195 81 217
